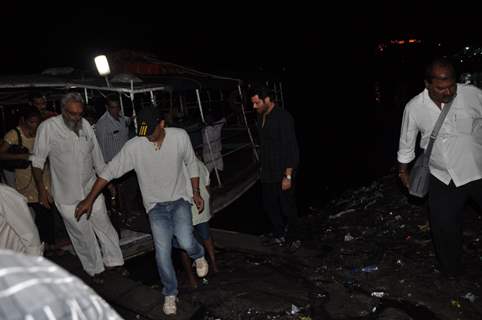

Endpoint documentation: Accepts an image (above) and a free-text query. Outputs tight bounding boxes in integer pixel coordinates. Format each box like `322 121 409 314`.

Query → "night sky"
1 4 480 75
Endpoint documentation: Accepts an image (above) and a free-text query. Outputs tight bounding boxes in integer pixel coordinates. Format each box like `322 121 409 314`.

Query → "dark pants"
29 203 56 245
261 182 299 240
428 175 482 275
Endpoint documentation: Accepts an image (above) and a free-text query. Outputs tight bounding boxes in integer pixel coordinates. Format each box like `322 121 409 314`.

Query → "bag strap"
424 98 454 163
13 127 23 146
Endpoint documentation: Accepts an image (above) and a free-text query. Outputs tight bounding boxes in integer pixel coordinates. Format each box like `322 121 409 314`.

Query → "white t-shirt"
100 128 199 212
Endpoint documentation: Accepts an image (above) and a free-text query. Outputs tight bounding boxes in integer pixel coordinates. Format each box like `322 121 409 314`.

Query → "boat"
0 51 277 259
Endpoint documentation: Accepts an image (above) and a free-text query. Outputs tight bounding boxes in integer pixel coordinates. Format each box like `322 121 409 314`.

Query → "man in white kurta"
31 93 124 277
0 184 43 255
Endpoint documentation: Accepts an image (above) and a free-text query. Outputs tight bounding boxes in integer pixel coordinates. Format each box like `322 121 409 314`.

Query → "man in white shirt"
31 92 124 282
0 249 123 320
398 58 482 277
75 106 209 316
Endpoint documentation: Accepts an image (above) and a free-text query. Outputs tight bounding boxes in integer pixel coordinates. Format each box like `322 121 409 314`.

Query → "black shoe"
91 273 105 285
106 266 130 277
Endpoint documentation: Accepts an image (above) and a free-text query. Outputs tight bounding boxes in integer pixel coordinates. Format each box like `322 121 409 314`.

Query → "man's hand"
75 199 94 221
193 193 204 213
38 187 53 209
281 177 292 191
399 171 410 189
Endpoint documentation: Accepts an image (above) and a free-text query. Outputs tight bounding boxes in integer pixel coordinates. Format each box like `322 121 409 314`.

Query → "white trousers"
56 195 124 276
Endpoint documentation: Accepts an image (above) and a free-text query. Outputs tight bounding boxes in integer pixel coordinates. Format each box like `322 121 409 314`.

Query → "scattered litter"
356 265 378 273
413 239 431 245
395 215 402 221
329 209 356 219
344 233 354 242
202 278 209 285
405 235 411 241
371 291 385 298
407 293 412 297
451 300 461 309
418 223 430 232
290 304 300 315
400 224 406 229
396 259 403 266
463 292 477 303
372 306 377 313
135 315 140 319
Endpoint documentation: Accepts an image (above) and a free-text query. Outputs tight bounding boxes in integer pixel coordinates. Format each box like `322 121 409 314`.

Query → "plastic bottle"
360 265 378 272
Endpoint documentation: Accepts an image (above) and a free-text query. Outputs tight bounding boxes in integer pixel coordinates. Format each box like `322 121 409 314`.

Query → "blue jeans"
148 198 205 296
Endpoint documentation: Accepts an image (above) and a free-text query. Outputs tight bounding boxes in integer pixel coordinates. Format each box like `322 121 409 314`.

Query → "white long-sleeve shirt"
100 128 199 212
0 184 42 255
398 84 482 186
31 115 106 205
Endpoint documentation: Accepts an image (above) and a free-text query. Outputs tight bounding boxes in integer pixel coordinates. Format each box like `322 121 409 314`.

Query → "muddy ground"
51 172 482 320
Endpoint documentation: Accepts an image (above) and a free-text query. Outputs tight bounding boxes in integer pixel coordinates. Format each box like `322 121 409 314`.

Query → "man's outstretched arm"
75 178 110 221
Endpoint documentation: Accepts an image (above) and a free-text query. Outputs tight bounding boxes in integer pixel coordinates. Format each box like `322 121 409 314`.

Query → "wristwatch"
284 174 292 180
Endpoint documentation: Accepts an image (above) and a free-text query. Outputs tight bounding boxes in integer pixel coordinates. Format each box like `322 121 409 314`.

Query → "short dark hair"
105 95 120 106
136 106 165 136
249 87 276 102
28 92 45 103
20 106 41 121
424 58 456 83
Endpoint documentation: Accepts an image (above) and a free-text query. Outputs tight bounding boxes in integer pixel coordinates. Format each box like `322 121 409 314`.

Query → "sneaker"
163 295 177 315
194 257 209 277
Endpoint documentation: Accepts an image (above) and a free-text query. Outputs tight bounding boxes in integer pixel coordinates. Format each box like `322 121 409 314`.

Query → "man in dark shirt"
250 88 301 249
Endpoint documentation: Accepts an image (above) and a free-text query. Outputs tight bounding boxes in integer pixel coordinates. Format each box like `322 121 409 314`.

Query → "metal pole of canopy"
219 90 224 101
84 88 89 105
0 106 5 137
237 85 259 161
279 81 286 110
104 76 111 88
195 89 206 122
150 91 157 106
169 91 174 118
196 89 222 187
207 90 212 108
130 80 137 133
119 93 125 116
179 95 184 114
273 82 279 105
